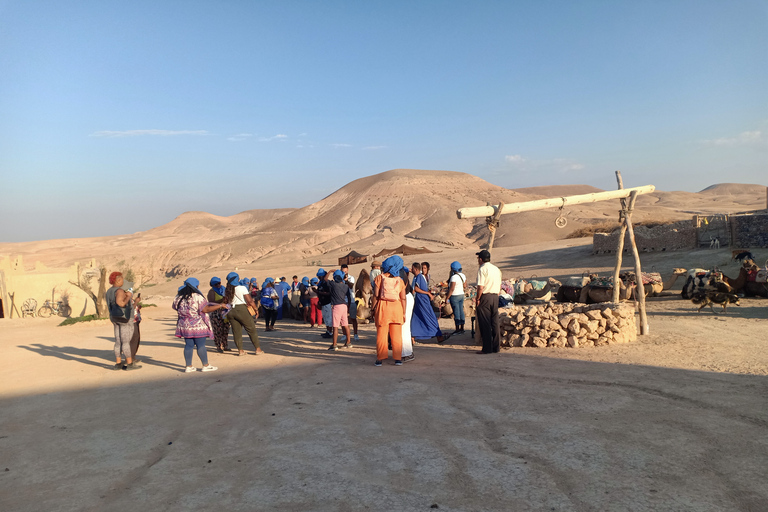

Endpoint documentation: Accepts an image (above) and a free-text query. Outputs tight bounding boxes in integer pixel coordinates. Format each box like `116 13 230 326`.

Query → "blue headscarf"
301 277 310 286
239 278 249 287
210 277 225 296
382 255 404 277
450 261 462 272
310 277 319 285
333 270 345 282
317 268 327 278
226 272 239 287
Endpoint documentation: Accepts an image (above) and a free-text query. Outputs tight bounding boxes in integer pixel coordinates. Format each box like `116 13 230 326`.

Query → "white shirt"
231 285 249 306
477 263 502 295
449 273 466 296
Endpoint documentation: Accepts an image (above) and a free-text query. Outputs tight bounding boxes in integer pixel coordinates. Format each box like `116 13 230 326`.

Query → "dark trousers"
477 294 500 353
130 320 141 358
263 308 277 328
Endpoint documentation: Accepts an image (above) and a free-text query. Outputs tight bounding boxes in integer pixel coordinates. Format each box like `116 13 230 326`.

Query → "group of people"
105 251 504 372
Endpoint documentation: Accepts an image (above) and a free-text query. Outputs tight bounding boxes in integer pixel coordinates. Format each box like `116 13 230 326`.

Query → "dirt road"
2 292 767 511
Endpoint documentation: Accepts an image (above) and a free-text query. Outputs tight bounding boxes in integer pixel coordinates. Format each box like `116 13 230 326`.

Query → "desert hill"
0 170 765 278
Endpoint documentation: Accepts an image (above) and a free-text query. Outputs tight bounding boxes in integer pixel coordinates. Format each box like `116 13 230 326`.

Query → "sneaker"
341 344 353 349
373 360 382 367
321 332 332 339
327 345 339 351
339 335 347 342
124 361 142 370
112 363 124 371
353 334 360 342
201 365 218 372
184 366 197 373
402 354 415 363
394 360 403 366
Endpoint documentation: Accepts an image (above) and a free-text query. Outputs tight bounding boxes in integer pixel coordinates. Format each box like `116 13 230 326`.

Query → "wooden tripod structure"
456 171 653 335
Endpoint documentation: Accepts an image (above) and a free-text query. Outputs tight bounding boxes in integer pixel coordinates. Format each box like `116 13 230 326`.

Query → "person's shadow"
21 342 182 371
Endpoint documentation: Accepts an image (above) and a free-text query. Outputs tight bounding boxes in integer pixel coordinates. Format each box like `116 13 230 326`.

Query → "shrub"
59 315 100 326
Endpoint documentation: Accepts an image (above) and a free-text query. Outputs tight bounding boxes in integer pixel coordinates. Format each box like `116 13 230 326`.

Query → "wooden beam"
625 191 649 334
456 185 655 219
611 171 628 303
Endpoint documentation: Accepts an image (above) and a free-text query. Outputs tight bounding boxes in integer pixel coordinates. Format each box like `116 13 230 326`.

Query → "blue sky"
1 0 766 242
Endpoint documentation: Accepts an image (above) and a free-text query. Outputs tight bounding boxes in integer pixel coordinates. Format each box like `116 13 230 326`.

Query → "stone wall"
496 302 637 348
731 213 768 248
593 220 696 254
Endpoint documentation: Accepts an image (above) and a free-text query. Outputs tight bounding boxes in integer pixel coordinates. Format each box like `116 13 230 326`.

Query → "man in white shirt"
475 249 502 354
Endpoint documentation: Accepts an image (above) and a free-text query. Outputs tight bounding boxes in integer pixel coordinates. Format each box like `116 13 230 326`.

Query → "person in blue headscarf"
409 261 446 343
316 268 333 338
447 261 467 334
299 277 311 323
308 277 321 327
207 277 230 352
173 277 226 372
260 279 280 331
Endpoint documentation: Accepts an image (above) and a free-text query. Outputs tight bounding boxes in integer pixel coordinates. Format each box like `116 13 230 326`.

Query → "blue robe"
411 273 442 339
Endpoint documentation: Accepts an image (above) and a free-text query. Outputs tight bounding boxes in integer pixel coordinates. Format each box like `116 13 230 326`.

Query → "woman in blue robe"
409 262 446 343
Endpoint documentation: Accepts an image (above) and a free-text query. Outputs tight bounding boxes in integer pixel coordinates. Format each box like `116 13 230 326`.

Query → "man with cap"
475 249 502 354
369 260 382 295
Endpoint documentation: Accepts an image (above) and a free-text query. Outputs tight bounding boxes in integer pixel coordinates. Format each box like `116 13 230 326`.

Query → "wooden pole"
625 190 649 334
611 171 628 302
457 185 655 219
486 201 504 251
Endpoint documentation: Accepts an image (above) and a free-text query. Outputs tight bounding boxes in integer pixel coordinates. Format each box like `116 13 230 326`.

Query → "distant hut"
338 250 368 266
372 245 434 259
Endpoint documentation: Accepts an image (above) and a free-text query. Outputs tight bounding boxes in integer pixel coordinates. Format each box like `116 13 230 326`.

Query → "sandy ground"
2 239 768 511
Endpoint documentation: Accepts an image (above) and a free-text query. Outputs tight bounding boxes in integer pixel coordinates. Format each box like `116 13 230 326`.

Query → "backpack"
378 275 401 302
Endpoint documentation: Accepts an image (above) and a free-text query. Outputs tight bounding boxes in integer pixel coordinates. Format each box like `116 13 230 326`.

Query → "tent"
338 250 368 266
372 245 435 259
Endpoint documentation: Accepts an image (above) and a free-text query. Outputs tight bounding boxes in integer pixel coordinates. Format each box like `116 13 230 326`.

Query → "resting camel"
721 262 768 298
623 268 688 298
578 278 632 303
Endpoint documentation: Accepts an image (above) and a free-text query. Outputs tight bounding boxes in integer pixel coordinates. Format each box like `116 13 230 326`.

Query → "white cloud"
258 134 288 142
228 133 254 142
701 130 764 147
362 145 387 150
503 154 585 173
331 143 353 148
90 129 208 137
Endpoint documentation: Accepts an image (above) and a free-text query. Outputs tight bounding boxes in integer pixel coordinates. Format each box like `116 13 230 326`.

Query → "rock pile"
497 302 637 348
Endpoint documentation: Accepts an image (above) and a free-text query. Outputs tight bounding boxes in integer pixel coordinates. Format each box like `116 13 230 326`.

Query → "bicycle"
38 300 72 318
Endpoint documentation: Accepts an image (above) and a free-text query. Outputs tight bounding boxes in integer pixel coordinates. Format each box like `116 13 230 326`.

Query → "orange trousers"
376 322 403 361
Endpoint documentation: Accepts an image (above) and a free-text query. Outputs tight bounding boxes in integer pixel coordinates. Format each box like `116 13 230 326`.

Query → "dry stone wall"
496 302 638 348
593 220 695 254
732 213 768 248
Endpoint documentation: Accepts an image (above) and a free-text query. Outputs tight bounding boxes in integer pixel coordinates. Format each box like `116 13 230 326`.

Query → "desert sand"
1 170 767 511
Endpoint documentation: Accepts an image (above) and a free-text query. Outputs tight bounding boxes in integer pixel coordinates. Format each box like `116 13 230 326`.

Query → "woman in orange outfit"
372 255 407 367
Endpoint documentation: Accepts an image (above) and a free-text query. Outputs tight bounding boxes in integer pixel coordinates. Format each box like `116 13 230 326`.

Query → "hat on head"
226 272 239 286
178 285 185 293
310 277 319 285
280 277 286 281
371 260 381 267
450 261 462 272
317 268 327 277
250 277 259 284
476 249 491 261
347 275 355 284
184 277 201 294
333 270 344 282
210 276 221 287
301 277 310 286
381 255 404 276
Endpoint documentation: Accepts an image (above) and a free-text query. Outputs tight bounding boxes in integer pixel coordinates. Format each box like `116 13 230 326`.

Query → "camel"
721 262 768 298
624 268 688 298
355 268 372 306
556 275 594 303
681 270 733 299
516 277 561 304
578 277 632 303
